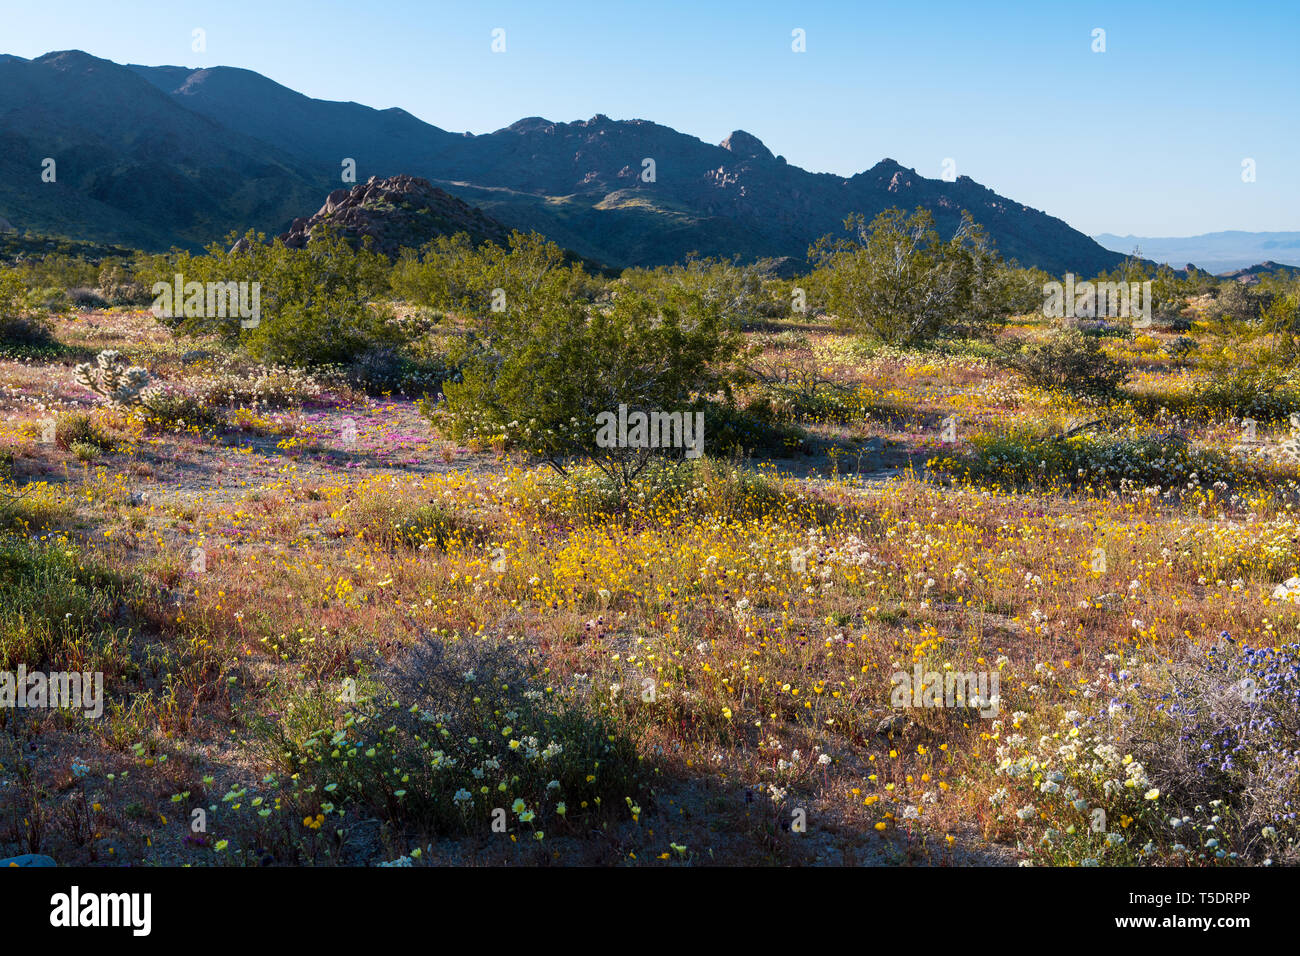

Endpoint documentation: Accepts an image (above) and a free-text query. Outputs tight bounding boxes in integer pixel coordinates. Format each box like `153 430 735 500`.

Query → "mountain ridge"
1094 231 1300 274
0 49 1126 274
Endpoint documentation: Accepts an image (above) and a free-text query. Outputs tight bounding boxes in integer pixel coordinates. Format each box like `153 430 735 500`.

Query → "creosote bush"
1004 327 1128 398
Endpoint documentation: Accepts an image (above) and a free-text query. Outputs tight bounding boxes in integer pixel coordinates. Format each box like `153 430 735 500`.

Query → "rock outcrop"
278 175 511 257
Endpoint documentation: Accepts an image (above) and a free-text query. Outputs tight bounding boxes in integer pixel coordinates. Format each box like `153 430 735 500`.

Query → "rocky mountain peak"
719 130 774 162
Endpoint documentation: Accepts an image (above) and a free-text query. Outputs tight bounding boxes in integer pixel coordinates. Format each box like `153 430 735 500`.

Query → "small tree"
1213 280 1274 324
619 255 774 325
432 288 744 485
1151 264 1188 321
963 255 1049 334
809 207 984 345
391 230 589 324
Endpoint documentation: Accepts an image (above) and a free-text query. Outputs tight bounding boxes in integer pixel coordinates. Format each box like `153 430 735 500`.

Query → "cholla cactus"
74 350 151 406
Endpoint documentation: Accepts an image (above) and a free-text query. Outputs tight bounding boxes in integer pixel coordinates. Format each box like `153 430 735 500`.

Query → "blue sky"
3 0 1297 237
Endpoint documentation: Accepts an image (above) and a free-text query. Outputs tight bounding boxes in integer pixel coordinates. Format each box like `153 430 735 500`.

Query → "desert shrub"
1017 638 1300 866
433 287 745 485
770 379 864 425
1190 367 1300 422
28 286 71 312
247 293 402 368
54 412 114 455
618 255 776 325
1156 638 1300 858
522 457 789 525
67 286 107 309
0 314 56 353
0 268 58 353
188 364 328 409
964 260 1050 330
138 228 403 366
391 230 592 320
700 395 804 458
1214 281 1273 322
7 251 99 291
138 386 225 430
69 440 100 461
931 425 1237 490
349 494 466 550
1004 327 1128 397
97 261 150 306
1191 293 1300 420
808 206 989 345
1163 335 1196 362
348 345 449 396
1150 264 1188 320
270 634 646 848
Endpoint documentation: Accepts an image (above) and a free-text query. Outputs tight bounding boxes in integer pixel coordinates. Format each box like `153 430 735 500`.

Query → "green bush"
1004 327 1128 397
138 228 403 367
1191 367 1300 422
69 440 100 462
245 295 401 367
1213 281 1272 322
434 284 745 485
391 230 594 320
808 206 989 345
29 286 71 313
139 386 226 430
618 255 777 325
0 268 58 353
931 426 1237 490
